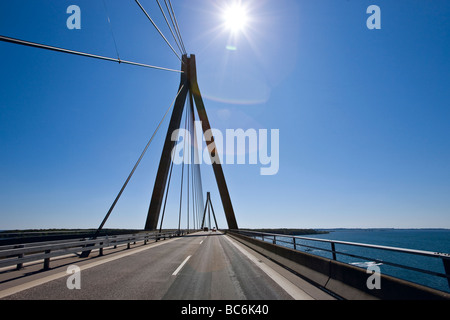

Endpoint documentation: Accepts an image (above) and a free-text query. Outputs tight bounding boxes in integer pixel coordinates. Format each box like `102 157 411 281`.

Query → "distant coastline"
1 227 448 237
0 228 141 235
0 229 144 242
0 228 329 237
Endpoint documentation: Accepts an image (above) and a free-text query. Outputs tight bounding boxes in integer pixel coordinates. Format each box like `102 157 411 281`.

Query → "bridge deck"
0 232 333 300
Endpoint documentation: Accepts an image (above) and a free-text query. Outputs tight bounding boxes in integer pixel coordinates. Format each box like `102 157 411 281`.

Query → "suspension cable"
177 100 189 231
187 101 190 232
190 90 204 228
134 0 183 62
155 0 183 55
158 159 175 233
196 152 204 228
167 0 187 54
164 0 186 54
189 91 198 229
0 35 182 73
102 0 121 61
93 84 185 238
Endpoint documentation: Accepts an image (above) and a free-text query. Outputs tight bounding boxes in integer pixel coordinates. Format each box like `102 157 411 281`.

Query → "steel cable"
93 84 186 238
134 0 183 62
0 35 182 73
166 0 187 54
156 0 183 55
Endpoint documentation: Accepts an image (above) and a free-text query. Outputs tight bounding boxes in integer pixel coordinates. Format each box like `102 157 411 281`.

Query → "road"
0 231 332 300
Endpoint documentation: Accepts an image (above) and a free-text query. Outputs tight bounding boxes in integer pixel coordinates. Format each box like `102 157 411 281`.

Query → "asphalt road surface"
0 231 329 300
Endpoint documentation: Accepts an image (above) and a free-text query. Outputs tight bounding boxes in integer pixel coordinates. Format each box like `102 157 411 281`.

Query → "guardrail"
0 230 187 271
230 229 450 293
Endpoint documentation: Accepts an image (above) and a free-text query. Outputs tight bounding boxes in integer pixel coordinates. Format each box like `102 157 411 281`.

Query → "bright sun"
223 3 249 34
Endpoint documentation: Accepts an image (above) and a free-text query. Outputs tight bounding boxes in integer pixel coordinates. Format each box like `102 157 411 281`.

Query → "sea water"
276 229 450 293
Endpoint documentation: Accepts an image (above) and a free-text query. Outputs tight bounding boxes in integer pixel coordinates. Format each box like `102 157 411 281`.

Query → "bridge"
0 1 449 309
0 231 327 300
0 228 449 302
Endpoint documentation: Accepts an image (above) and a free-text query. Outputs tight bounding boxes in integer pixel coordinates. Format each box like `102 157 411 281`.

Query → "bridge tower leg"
144 55 189 231
145 55 238 231
201 192 219 230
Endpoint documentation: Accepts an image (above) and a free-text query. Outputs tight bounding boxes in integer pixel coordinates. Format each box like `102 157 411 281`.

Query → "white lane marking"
172 255 191 276
199 240 204 244
0 237 181 299
223 235 314 300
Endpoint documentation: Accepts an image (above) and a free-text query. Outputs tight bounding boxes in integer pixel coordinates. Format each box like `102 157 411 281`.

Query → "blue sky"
1 0 449 230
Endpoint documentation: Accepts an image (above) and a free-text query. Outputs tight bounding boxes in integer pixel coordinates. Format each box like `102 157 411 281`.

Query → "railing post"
273 235 276 245
99 243 104 256
293 238 297 251
331 242 337 261
442 257 450 289
16 245 24 270
43 250 51 270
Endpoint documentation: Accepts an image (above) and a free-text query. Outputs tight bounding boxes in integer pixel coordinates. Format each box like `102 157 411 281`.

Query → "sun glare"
223 3 249 34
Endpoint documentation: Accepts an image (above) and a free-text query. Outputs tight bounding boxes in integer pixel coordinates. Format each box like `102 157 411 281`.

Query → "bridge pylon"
201 192 219 231
145 55 238 231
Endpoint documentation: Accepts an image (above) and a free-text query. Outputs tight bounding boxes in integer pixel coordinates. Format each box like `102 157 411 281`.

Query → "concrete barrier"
227 231 450 300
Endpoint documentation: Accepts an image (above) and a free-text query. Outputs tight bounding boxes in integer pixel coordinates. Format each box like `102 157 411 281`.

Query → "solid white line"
172 255 191 276
223 235 314 300
0 237 181 299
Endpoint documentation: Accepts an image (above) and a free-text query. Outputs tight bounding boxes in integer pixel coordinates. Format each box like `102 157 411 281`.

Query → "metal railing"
230 229 450 292
0 230 187 271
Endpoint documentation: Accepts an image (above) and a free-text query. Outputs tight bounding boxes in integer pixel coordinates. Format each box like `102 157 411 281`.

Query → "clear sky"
1 0 449 230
